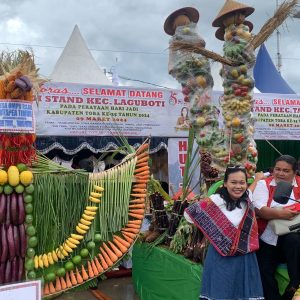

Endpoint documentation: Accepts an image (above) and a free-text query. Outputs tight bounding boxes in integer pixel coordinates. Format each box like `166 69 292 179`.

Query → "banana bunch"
222 98 251 114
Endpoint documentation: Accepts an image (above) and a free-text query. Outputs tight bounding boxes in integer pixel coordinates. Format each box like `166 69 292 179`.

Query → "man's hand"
279 208 300 220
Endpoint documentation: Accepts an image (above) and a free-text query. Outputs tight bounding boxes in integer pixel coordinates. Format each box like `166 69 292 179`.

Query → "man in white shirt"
253 155 300 300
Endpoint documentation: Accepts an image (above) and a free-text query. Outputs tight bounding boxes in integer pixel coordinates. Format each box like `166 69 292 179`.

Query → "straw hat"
164 7 199 35
215 20 253 40
212 0 254 27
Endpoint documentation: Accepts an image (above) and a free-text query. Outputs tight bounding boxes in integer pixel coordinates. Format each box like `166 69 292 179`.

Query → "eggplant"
7 225 16 260
10 193 18 225
13 225 20 257
6 194 11 225
0 224 8 263
0 262 5 284
4 259 11 283
19 76 33 91
0 194 6 223
19 224 26 258
11 257 18 283
17 256 24 281
17 194 25 225
15 78 28 91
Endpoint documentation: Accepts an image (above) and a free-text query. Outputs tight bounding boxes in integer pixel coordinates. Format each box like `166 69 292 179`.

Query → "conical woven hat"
164 7 199 35
215 20 253 40
212 0 254 27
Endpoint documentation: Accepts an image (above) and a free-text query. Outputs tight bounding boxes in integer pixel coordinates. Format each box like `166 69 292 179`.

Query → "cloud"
0 0 298 93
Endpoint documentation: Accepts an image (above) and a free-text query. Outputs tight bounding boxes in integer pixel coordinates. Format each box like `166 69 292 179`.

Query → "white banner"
0 100 34 133
35 82 188 137
252 93 300 140
168 138 200 196
34 82 300 140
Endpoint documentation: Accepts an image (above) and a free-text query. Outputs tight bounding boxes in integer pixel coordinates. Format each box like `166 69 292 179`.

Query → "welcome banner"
35 82 187 137
35 82 300 140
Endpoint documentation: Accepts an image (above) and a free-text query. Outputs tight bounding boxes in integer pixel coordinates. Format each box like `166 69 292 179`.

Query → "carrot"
136 170 150 177
136 156 149 164
129 209 145 215
132 188 147 193
136 151 149 160
98 254 109 270
136 143 149 155
129 204 145 209
55 277 62 292
122 234 135 244
108 241 123 258
130 199 145 204
70 270 77 285
130 193 147 198
87 261 95 277
112 238 128 253
75 267 84 284
134 166 149 174
43 283 50 295
81 265 89 281
134 178 149 184
122 230 138 238
91 260 99 276
135 172 150 178
65 272 72 288
135 162 148 168
133 183 147 188
128 219 142 225
122 227 139 234
124 223 140 229
134 176 150 181
99 247 114 266
129 212 144 220
113 235 131 248
49 281 56 294
102 242 118 262
60 277 67 290
94 256 104 273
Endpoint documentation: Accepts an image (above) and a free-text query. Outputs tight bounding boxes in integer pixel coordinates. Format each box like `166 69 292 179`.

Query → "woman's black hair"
181 106 189 117
217 166 249 211
275 155 298 172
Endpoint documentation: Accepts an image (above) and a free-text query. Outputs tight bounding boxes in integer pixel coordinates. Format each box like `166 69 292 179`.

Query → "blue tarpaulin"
254 44 295 94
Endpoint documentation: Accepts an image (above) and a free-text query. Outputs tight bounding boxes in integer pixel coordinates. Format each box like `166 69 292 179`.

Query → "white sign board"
0 100 35 133
0 281 41 300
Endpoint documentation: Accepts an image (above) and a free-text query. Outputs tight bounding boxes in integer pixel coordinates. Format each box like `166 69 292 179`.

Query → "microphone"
273 181 300 204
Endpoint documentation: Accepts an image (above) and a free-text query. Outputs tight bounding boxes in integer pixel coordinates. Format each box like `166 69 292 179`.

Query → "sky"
0 0 299 93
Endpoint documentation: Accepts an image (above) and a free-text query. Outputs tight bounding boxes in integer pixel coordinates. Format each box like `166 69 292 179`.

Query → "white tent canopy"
50 25 112 85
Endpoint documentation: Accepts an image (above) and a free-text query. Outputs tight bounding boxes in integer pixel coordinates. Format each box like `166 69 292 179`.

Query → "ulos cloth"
200 245 264 300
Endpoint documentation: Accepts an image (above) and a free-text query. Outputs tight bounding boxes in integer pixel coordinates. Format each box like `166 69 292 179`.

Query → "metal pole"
276 0 282 73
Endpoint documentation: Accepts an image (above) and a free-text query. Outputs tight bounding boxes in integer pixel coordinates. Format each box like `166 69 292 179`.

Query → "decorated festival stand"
0 51 152 298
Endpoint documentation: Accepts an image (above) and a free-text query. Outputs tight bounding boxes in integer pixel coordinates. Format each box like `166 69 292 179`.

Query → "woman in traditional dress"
185 166 264 300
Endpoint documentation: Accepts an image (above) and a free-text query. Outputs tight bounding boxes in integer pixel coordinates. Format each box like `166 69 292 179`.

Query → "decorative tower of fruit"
0 51 42 285
212 0 258 175
164 7 228 181
0 51 44 167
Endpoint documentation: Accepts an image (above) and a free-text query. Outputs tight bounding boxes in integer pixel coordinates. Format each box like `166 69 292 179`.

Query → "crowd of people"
185 154 300 300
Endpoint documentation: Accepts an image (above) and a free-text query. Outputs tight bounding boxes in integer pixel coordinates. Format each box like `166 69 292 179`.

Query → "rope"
264 139 283 155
